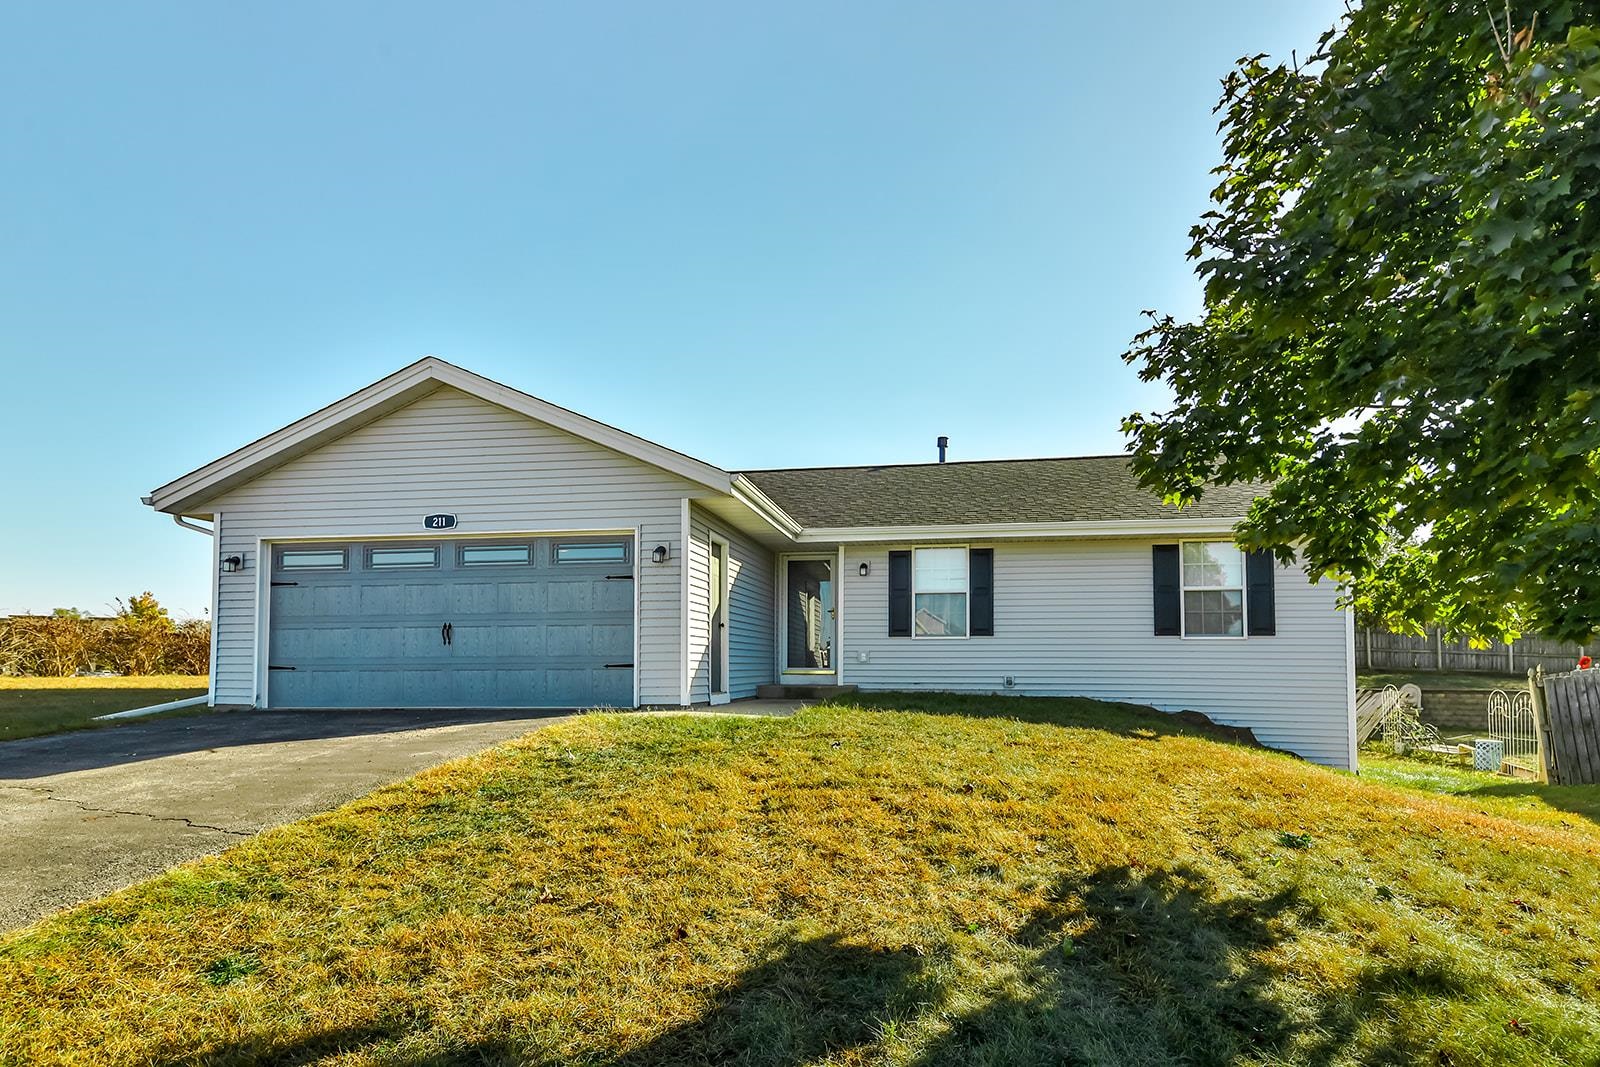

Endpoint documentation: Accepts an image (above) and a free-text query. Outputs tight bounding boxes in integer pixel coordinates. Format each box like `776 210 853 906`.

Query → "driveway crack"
1 784 252 837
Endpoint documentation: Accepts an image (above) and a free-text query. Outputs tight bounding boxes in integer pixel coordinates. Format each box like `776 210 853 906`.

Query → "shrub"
0 594 210 677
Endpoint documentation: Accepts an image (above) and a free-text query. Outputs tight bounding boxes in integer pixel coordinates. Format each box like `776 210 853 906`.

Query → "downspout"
172 514 214 537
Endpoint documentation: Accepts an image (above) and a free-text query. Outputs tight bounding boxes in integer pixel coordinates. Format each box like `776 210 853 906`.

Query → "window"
368 547 437 569
1181 541 1245 637
913 547 968 637
554 541 628 564
278 549 346 570
460 544 531 566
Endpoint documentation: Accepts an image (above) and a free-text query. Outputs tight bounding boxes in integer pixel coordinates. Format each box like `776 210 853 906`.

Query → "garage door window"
554 542 628 564
368 547 438 569
460 544 532 566
279 549 346 570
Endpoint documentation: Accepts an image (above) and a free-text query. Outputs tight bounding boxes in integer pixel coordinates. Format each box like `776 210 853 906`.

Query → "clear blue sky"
0 1 1345 618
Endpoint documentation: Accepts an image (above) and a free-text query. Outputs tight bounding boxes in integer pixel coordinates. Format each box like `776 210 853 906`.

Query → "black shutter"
888 550 912 637
1246 550 1277 636
970 548 994 636
1152 544 1181 636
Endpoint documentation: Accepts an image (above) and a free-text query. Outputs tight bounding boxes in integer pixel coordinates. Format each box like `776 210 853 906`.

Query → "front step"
755 683 860 701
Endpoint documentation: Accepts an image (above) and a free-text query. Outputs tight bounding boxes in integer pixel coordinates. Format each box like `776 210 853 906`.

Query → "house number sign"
424 513 458 530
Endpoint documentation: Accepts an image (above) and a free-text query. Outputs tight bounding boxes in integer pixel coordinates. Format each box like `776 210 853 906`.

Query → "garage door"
267 536 634 708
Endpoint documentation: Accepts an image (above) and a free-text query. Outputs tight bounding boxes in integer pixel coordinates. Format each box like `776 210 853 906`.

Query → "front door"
710 537 729 704
781 556 835 680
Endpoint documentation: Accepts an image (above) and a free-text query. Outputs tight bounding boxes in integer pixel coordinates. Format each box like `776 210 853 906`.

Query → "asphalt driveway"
0 707 572 931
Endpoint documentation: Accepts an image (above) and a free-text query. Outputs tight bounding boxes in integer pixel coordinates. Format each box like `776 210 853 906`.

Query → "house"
144 358 1357 768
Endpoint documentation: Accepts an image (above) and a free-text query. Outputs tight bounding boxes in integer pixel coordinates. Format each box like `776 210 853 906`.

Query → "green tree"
1122 1 1600 642
109 592 175 675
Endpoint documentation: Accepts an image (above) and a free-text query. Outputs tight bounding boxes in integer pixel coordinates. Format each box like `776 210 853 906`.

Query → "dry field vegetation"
0 675 209 741
2 694 1598 1066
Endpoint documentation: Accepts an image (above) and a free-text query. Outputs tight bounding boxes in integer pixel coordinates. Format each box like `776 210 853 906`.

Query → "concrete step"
755 683 860 701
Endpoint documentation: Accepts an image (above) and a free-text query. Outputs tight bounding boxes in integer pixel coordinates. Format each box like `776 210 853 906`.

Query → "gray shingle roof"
737 455 1262 529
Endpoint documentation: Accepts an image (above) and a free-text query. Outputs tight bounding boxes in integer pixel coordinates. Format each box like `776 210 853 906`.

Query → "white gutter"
172 514 214 537
93 694 209 722
796 517 1243 543
729 475 804 539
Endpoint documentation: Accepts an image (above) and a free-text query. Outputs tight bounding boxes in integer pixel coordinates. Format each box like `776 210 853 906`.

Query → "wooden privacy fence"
1529 667 1600 786
1358 627 1585 674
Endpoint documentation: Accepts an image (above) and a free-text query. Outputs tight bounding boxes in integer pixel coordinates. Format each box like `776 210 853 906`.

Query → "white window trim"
911 544 970 640
1179 539 1248 640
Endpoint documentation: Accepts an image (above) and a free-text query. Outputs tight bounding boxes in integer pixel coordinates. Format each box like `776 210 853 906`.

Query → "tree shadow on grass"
1460 780 1600 829
909 864 1306 1067
149 934 926 1067
909 864 1499 1067
149 867 1499 1067
612 933 928 1066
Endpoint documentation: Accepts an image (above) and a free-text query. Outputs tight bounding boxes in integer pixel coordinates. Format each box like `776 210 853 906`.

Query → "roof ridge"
736 453 1133 475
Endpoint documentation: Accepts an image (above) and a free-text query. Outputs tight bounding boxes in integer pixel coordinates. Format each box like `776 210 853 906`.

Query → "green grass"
0 675 209 741
1359 670 1527 691
1360 752 1600 835
3 693 1599 1066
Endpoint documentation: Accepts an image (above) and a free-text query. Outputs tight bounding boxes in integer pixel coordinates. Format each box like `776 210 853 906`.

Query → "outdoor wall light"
651 544 669 564
221 554 244 574
858 562 870 577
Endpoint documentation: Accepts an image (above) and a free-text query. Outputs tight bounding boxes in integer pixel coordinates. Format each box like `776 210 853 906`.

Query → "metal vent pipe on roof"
937 436 949 463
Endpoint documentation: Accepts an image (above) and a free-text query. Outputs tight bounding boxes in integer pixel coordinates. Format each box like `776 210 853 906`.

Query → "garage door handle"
441 622 453 646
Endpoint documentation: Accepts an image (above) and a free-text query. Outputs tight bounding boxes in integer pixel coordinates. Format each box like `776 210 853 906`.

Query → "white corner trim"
1344 599 1359 773
679 498 691 707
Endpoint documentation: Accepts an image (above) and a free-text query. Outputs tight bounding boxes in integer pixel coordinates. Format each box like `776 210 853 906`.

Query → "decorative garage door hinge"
268 664 297 671
603 663 634 669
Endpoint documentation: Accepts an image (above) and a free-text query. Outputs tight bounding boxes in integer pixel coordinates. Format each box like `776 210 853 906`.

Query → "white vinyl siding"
201 386 709 707
688 504 776 701
841 539 1353 768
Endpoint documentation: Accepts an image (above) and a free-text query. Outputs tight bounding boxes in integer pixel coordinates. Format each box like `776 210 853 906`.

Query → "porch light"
858 562 870 577
221 554 244 574
651 544 669 564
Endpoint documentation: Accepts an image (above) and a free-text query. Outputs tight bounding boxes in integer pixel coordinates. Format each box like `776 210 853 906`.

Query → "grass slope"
0 675 209 741
1361 753 1600 835
3 694 1598 1066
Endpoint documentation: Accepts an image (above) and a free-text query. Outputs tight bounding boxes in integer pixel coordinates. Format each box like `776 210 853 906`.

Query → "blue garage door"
267 536 634 708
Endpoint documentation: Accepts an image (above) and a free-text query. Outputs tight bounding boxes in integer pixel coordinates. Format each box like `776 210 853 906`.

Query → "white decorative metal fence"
1487 689 1539 775
1378 685 1441 751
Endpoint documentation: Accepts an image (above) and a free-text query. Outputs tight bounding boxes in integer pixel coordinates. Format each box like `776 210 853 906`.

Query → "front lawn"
3 694 1597 1065
0 675 209 742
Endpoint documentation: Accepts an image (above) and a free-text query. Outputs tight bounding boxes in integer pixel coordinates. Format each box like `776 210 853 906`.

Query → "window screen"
913 547 968 637
1181 541 1245 636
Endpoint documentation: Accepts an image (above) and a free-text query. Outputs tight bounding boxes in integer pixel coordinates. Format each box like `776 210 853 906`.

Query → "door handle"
441 622 454 647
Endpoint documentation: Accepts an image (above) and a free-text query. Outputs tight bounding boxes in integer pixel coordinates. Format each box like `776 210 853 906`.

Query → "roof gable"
146 358 733 514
